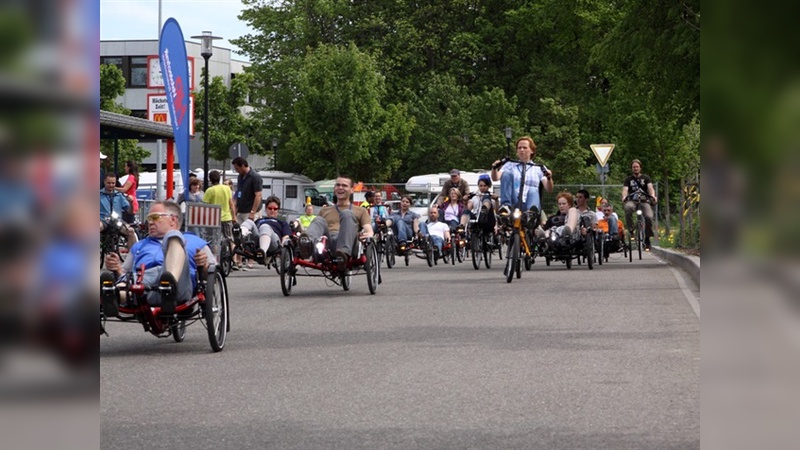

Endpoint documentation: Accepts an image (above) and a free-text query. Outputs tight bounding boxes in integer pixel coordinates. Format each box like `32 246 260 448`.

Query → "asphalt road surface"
101 249 699 449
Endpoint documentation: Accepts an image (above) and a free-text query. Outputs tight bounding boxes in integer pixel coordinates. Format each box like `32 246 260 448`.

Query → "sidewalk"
651 246 700 288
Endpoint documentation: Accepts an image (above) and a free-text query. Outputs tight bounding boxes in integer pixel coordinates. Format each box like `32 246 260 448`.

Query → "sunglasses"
267 206 279 211
146 212 176 222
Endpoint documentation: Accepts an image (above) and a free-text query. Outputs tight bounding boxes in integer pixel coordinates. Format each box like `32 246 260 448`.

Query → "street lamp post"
504 126 513 156
191 31 221 190
272 138 278 170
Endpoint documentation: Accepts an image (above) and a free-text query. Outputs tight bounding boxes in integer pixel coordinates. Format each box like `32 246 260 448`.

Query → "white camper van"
123 170 186 201
404 171 498 221
224 170 329 220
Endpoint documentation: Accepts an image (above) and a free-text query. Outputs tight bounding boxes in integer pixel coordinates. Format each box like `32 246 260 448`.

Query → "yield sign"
590 144 615 167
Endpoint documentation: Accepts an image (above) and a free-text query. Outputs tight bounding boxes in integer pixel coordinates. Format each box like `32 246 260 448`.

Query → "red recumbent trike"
100 263 230 352
278 235 381 296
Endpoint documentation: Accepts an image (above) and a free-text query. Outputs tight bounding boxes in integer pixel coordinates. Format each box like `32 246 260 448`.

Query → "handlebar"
623 192 656 203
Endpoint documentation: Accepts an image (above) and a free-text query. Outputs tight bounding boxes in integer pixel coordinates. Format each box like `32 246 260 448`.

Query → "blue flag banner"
159 18 191 198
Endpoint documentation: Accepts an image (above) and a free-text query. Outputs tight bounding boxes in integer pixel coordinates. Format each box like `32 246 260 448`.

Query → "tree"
290 43 411 181
99 64 149 168
193 70 260 165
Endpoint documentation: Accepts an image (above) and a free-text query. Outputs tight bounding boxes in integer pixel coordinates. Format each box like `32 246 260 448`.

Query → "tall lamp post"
191 31 221 190
504 126 513 156
272 138 278 170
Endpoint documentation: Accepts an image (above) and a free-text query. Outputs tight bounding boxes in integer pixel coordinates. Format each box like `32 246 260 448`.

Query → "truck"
404 171 499 221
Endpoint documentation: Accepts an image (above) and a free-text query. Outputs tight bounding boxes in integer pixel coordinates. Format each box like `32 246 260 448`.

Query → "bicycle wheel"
170 319 186 342
566 256 572 269
340 270 351 291
471 232 482 270
205 270 227 352
456 239 465 263
426 238 435 267
386 235 396 269
586 234 594 270
628 231 633 262
219 241 232 277
365 242 379 294
505 232 519 283
279 246 295 297
637 220 644 260
483 234 492 269
596 236 604 266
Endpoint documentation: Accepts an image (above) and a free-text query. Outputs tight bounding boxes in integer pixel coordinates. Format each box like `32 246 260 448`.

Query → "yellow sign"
590 144 615 167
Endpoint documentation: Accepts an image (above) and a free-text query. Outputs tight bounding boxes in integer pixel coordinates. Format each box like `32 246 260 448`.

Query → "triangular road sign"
590 144 615 167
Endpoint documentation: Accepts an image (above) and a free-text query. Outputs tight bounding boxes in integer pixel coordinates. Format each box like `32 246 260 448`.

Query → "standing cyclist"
621 159 657 251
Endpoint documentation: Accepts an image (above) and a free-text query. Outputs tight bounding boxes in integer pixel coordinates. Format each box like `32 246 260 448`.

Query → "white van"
123 170 186 201
404 171 499 221
224 170 329 220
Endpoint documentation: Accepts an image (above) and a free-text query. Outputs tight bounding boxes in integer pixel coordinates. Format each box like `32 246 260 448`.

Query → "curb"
650 246 700 287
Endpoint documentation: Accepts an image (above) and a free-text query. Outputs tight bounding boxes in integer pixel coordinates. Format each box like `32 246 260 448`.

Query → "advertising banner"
158 18 191 198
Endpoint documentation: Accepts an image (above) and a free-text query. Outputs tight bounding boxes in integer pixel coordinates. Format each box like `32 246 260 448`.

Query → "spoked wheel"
456 240 465 263
497 233 504 260
597 236 604 266
471 233 482 270
586 234 595 270
365 242 379 294
449 240 456 265
204 269 227 352
505 232 520 283
426 238 435 267
566 256 572 270
170 319 186 342
628 232 633 262
386 235 396 269
637 221 644 260
545 256 551 266
442 246 450 264
340 270 352 291
279 246 295 296
483 234 492 269
219 240 232 277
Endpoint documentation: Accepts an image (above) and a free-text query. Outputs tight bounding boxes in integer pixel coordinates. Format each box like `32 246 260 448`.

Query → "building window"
286 185 298 199
101 56 123 72
129 56 148 87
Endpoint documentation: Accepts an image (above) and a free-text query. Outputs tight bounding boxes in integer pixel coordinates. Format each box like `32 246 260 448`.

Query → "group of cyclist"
100 135 658 313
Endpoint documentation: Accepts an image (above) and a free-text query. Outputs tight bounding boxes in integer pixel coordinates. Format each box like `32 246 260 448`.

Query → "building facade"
100 40 270 171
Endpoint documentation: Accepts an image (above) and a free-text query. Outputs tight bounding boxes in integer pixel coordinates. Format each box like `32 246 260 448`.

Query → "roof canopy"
100 110 173 140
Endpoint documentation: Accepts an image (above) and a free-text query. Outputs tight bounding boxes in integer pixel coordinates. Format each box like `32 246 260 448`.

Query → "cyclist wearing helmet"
460 174 497 231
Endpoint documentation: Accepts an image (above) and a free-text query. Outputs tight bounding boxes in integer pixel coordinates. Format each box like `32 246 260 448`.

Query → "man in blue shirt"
100 173 130 222
102 201 216 316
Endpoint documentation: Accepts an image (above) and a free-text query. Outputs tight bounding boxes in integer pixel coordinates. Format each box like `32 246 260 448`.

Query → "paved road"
101 250 699 449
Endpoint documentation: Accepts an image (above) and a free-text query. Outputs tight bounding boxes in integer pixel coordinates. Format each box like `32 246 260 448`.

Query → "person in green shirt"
203 170 236 242
297 203 316 231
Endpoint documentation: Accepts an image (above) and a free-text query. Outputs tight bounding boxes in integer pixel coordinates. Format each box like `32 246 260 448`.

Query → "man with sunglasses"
101 201 215 316
238 195 291 265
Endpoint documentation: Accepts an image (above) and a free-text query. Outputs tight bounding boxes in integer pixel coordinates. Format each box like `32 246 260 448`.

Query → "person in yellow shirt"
203 170 236 243
297 203 316 231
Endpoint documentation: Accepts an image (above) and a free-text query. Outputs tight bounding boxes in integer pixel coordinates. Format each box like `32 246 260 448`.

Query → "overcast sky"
100 0 255 60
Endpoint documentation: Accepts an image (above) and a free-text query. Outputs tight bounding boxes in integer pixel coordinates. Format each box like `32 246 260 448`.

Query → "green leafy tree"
290 43 411 181
194 70 261 165
536 97 593 185
99 64 149 167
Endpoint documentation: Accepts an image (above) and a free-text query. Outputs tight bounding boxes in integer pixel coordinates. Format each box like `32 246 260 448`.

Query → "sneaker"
335 249 349 272
158 272 178 316
298 233 314 259
254 249 266 265
100 271 119 317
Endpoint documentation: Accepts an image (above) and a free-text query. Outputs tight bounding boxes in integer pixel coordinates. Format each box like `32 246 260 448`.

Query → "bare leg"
163 235 186 279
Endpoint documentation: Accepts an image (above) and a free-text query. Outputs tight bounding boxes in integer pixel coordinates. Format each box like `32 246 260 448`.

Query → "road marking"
669 266 699 319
